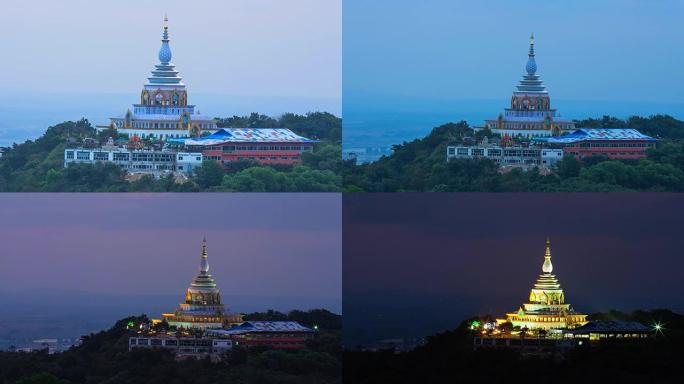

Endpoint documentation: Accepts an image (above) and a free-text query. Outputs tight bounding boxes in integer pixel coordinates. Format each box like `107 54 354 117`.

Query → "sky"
0 0 340 101
0 0 340 146
343 193 684 344
344 0 684 103
0 194 341 310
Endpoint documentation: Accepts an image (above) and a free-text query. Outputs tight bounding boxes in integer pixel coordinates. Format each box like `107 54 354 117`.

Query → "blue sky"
344 0 684 103
0 0 340 100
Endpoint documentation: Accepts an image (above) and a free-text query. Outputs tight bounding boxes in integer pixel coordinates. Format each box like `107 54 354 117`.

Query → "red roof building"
546 128 657 160
174 128 318 165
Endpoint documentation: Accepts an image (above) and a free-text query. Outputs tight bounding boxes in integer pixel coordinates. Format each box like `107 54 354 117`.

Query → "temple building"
481 35 575 138
162 238 243 329
99 16 218 140
171 128 318 165
497 238 587 330
93 15 318 166
545 128 657 160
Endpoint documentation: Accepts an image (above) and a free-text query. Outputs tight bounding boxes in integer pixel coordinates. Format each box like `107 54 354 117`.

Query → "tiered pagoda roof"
514 33 547 95
146 15 184 89
498 238 587 330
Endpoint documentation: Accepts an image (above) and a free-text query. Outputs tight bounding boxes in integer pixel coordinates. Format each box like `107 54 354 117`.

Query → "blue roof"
205 321 313 336
566 321 651 334
547 128 656 144
168 128 318 145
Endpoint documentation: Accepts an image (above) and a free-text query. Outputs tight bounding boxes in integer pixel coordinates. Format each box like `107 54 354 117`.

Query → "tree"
555 155 581 178
194 161 225 189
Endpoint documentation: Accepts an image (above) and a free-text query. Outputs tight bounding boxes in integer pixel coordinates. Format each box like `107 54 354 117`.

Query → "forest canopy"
343 115 684 192
0 112 341 192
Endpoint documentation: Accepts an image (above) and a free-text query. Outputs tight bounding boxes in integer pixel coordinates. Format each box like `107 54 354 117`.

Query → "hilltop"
344 309 684 383
0 309 341 384
343 115 684 192
0 112 341 192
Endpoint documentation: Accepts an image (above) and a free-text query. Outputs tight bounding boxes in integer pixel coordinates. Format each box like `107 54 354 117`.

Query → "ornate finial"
542 237 553 274
162 14 169 41
158 14 172 63
525 34 537 75
200 237 209 274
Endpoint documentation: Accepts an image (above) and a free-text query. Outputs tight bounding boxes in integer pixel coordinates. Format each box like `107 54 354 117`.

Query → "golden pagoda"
497 238 587 330
162 238 243 329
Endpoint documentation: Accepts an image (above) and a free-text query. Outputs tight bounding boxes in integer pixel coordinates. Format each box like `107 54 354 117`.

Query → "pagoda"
99 16 217 140
482 35 575 138
162 238 242 329
497 238 587 330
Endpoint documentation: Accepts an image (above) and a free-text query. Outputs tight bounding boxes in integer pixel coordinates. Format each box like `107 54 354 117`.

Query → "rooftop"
113 113 215 121
566 321 651 334
546 128 657 143
206 321 314 336
171 128 318 145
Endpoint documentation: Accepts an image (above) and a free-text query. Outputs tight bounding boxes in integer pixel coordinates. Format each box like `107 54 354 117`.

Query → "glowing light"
653 322 664 335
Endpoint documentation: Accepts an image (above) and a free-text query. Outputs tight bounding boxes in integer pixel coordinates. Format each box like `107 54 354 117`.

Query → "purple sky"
344 193 684 314
0 194 341 304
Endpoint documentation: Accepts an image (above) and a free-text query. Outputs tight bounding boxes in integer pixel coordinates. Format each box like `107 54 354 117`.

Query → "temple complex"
482 35 575 138
162 238 243 329
99 16 218 140
88 15 318 167
497 238 587 330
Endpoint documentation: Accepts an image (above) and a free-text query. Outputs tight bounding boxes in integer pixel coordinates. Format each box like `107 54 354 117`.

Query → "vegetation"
343 115 684 192
344 309 684 383
0 309 341 384
0 112 341 192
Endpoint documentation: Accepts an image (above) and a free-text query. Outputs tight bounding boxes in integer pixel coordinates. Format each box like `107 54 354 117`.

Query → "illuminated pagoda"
162 238 242 329
99 16 218 140
482 35 575 138
497 238 587 330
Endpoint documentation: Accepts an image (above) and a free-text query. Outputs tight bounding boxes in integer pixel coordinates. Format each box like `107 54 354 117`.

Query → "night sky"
0 194 341 311
343 193 684 344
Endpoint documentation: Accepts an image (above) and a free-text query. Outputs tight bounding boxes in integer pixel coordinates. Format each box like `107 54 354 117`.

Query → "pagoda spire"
526 33 537 75
158 14 172 64
200 237 209 274
542 237 553 273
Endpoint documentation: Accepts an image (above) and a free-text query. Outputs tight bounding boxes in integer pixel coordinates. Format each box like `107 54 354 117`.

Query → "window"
66 151 74 159
93 152 109 161
76 151 91 160
113 153 130 161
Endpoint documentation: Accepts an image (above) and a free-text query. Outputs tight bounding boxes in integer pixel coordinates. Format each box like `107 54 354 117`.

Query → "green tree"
194 161 225 189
